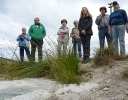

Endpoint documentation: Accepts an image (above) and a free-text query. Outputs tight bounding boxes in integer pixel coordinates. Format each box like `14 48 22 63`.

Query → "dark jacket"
78 16 93 36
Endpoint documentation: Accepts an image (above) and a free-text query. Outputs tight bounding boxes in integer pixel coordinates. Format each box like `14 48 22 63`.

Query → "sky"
0 0 128 59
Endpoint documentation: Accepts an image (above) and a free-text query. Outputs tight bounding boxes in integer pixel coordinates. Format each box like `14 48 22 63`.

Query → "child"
16 28 31 61
70 20 82 58
57 19 69 54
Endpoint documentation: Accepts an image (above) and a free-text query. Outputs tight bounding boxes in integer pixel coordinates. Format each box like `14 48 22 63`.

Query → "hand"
126 23 128 33
99 14 102 17
108 30 111 36
20 34 23 37
81 30 86 35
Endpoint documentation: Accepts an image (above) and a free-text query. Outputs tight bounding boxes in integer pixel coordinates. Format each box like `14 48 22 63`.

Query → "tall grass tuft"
93 45 116 66
121 69 128 78
46 50 82 84
3 36 85 84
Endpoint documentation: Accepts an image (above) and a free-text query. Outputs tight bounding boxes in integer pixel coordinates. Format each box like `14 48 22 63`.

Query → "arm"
95 16 102 25
108 25 111 35
70 28 74 37
24 35 31 41
16 36 21 41
28 26 33 37
84 17 93 31
42 25 46 38
122 10 127 24
59 28 69 34
57 28 69 35
78 18 83 32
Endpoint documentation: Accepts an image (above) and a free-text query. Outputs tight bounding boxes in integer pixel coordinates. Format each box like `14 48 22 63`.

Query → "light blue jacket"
16 33 31 47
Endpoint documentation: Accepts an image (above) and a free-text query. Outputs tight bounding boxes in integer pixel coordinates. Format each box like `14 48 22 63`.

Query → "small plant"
121 69 128 78
93 44 117 66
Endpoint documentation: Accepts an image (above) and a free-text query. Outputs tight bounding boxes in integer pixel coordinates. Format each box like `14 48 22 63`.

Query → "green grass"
0 37 87 84
121 69 128 79
3 50 84 84
93 46 115 66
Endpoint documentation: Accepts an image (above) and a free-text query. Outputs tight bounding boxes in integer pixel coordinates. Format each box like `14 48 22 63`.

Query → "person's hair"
22 28 26 31
73 20 79 24
34 17 40 21
80 7 92 18
99 6 107 13
61 19 67 24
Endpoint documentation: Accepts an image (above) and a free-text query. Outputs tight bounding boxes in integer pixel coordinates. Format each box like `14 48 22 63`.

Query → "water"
0 78 57 100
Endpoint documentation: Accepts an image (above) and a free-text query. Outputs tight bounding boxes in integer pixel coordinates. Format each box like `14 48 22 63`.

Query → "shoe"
81 59 89 64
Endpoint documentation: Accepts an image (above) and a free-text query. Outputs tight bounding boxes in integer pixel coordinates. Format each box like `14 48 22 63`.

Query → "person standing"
57 19 69 54
70 20 82 58
78 7 93 64
29 17 46 62
108 1 127 55
95 6 112 48
16 28 31 61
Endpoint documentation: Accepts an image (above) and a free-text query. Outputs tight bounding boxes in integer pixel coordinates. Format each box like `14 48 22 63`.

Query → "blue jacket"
109 9 127 26
16 33 31 47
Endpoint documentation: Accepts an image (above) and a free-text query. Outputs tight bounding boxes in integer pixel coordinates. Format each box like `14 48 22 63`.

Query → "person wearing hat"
108 1 127 55
95 6 112 49
57 19 69 54
70 20 82 58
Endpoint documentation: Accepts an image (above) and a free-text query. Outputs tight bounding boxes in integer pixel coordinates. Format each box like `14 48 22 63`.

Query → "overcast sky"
0 0 128 58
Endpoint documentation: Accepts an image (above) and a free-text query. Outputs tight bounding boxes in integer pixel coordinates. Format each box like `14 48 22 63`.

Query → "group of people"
17 1 128 64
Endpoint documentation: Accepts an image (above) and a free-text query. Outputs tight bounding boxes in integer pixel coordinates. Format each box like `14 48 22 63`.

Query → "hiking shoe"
81 59 89 64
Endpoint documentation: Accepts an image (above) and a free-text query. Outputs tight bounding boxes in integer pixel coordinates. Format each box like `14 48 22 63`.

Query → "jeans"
73 40 82 58
80 35 91 60
20 46 30 61
30 39 43 62
98 28 112 48
112 25 125 55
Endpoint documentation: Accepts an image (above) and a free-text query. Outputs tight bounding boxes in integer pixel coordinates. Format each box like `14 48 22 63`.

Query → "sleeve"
16 36 21 41
95 16 102 25
24 35 31 41
57 28 62 35
70 28 74 37
108 14 112 26
122 10 127 24
42 25 46 38
84 17 93 31
78 18 83 32
59 27 69 34
28 25 33 37
57 27 69 35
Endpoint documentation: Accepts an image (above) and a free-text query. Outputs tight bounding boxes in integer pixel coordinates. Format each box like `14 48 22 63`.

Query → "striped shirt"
95 14 109 29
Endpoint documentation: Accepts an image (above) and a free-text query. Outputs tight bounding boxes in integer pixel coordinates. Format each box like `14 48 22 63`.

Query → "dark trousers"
20 46 30 61
80 35 91 60
98 28 112 48
30 39 43 62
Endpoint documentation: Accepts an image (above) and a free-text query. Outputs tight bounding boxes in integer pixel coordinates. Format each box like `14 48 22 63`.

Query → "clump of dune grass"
121 69 128 78
3 36 87 84
45 50 83 84
93 44 116 66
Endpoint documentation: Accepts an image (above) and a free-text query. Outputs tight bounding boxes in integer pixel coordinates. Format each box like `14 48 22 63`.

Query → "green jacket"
28 23 46 40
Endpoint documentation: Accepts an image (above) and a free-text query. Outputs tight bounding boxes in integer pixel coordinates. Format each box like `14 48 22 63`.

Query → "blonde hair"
80 7 92 18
